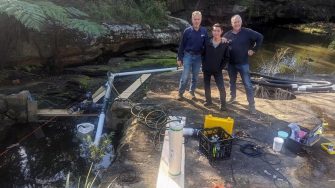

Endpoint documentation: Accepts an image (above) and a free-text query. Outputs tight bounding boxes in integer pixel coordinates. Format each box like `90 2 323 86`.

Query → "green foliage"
0 0 107 37
83 132 114 163
260 48 312 75
0 0 46 31
83 0 167 28
65 162 100 188
66 18 107 37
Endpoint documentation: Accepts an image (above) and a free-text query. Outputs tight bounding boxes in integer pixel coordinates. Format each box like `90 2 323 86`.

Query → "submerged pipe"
93 67 179 146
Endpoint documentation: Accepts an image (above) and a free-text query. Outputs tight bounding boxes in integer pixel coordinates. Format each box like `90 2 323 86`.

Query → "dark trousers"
228 63 255 107
203 71 226 104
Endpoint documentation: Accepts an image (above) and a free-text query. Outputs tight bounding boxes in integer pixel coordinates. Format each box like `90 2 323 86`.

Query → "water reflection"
250 27 335 74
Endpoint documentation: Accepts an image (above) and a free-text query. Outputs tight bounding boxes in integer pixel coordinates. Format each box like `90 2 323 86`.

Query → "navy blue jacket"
177 26 208 61
223 27 263 64
202 39 230 73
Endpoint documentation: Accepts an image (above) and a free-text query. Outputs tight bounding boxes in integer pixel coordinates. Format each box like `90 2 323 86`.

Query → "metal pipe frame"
93 67 178 146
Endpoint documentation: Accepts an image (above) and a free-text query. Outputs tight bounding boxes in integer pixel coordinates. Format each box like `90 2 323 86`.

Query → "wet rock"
2 16 188 69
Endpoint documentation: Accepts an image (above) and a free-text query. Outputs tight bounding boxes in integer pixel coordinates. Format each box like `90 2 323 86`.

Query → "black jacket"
202 39 230 73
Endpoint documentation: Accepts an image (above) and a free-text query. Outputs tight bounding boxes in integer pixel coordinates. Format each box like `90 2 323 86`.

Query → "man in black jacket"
202 23 230 111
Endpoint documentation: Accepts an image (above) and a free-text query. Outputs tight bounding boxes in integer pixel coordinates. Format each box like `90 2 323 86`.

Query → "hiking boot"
220 103 227 111
249 105 257 115
176 93 184 101
190 92 196 100
227 97 236 104
203 101 214 107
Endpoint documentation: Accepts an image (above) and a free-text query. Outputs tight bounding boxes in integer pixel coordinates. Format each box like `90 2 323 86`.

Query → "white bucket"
77 123 95 140
273 137 284 152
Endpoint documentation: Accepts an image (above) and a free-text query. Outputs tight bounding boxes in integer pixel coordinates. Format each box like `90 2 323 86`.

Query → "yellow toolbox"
204 115 234 134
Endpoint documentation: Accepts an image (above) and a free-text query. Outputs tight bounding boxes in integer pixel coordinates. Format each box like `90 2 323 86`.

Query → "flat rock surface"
101 71 335 188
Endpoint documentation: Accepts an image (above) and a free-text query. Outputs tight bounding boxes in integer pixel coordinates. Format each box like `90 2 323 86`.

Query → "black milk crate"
199 127 233 161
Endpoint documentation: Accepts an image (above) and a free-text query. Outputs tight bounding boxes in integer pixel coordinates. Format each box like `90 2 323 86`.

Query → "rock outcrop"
1 16 189 67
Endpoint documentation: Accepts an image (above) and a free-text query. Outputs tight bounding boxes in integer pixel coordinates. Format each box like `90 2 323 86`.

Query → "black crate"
285 126 321 154
199 127 233 161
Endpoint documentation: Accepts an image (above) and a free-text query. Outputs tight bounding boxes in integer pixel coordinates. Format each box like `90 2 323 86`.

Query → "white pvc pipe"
114 67 178 77
94 113 106 145
168 121 183 176
93 77 113 146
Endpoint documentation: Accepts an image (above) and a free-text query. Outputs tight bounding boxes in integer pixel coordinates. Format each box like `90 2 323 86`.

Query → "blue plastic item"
278 131 289 139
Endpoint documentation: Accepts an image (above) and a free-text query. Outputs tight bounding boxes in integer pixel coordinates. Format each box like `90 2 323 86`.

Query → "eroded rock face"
2 16 189 67
102 16 189 54
168 0 335 25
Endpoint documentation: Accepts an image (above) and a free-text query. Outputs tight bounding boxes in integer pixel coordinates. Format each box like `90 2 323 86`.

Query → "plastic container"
278 131 289 140
273 137 284 152
204 115 234 134
77 123 95 140
199 127 233 161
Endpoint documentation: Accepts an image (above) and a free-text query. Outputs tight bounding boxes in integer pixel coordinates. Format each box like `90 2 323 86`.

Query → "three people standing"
177 13 263 115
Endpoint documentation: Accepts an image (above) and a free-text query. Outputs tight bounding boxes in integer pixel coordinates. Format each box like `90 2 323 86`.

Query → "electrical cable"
232 132 293 188
110 80 176 151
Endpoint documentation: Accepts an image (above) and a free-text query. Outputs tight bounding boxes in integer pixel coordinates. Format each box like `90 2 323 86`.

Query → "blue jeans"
178 53 202 95
228 63 255 106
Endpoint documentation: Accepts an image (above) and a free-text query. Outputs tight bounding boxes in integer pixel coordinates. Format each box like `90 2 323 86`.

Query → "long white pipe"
114 67 178 77
93 67 179 146
93 75 114 146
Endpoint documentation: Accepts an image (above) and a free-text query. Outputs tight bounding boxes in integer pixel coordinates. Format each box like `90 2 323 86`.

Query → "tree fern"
66 18 108 37
0 0 107 37
0 0 46 31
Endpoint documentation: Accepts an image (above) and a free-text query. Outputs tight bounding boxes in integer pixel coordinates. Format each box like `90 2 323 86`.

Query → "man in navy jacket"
177 11 208 100
202 23 230 111
223 15 263 114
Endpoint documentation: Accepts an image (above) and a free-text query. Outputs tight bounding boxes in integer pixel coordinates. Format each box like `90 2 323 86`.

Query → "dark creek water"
0 118 89 187
0 26 334 187
251 26 335 74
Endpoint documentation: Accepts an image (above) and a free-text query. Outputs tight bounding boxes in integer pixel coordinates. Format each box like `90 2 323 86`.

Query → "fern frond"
34 1 68 23
65 7 89 18
66 18 107 37
0 0 46 31
0 0 106 37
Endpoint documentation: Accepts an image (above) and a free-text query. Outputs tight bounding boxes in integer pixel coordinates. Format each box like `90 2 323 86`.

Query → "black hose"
251 72 332 85
251 80 293 89
250 72 334 92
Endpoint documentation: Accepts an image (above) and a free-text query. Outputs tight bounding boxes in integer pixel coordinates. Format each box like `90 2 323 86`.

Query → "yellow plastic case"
204 115 234 134
321 143 335 155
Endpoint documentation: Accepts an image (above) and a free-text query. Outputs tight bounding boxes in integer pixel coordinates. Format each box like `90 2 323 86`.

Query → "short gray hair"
192 11 202 18
231 14 242 22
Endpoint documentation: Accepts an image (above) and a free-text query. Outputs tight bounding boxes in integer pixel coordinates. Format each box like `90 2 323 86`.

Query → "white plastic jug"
273 137 284 152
